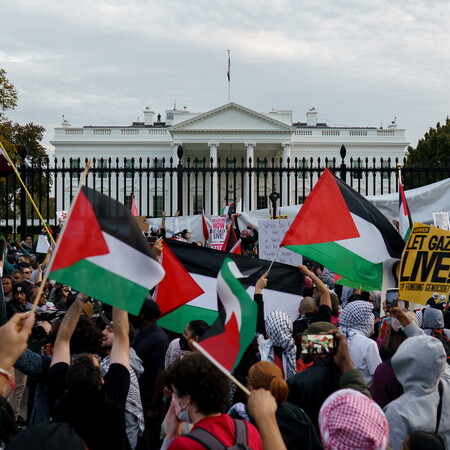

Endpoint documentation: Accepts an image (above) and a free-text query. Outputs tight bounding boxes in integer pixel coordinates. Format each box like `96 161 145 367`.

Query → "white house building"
51 102 409 216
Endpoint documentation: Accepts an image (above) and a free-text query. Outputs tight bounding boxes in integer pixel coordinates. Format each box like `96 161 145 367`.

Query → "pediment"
169 103 295 133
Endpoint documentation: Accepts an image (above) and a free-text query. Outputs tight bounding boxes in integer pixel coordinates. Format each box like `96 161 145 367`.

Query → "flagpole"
0 141 57 246
227 49 231 103
30 160 92 313
396 163 402 186
267 246 281 275
193 342 251 396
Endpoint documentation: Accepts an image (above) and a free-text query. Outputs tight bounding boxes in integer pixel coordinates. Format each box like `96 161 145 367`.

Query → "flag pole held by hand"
31 160 92 313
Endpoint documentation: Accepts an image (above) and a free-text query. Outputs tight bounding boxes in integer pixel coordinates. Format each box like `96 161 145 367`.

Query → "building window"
257 160 267 179
193 195 204 215
154 158 163 179
153 195 163 217
70 159 80 178
382 160 390 180
97 159 108 179
194 159 205 179
352 160 363 179
125 159 134 179
297 160 309 179
124 194 132 209
257 196 268 209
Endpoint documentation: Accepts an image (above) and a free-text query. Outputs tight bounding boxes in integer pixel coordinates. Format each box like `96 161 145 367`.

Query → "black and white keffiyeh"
339 300 375 339
260 310 297 379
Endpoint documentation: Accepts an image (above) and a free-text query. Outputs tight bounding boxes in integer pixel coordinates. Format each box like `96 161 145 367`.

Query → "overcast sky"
2 0 450 153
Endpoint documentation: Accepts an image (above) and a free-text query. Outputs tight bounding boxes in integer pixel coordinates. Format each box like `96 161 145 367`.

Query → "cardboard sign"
258 219 302 266
399 222 450 305
134 216 149 233
433 212 450 230
36 235 50 253
210 217 227 250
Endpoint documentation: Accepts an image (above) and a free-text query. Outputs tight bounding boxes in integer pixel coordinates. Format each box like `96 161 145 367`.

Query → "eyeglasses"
22 271 31 274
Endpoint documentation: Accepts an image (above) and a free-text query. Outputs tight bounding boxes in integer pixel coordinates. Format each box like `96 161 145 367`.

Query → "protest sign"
36 235 50 253
210 217 227 250
258 219 302 266
433 211 450 230
399 222 450 305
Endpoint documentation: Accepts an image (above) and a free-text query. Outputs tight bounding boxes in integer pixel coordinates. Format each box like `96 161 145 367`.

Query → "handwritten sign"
399 222 450 305
433 212 450 231
210 217 227 250
258 219 302 266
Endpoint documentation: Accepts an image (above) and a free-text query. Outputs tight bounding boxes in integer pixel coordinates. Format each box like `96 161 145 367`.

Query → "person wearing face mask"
162 353 263 450
165 320 209 369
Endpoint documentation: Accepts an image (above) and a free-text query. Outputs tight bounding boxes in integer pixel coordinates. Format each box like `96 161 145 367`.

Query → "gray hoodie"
384 322 450 450
422 308 450 337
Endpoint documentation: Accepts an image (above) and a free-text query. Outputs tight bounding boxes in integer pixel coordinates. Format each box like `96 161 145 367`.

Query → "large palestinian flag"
157 240 304 333
49 186 165 315
280 168 405 290
195 258 257 372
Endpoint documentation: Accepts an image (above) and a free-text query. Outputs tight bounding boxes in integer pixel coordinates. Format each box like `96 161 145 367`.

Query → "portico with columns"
169 103 295 214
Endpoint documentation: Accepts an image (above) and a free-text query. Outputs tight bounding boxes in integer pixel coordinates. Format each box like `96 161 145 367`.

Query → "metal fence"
2 150 450 238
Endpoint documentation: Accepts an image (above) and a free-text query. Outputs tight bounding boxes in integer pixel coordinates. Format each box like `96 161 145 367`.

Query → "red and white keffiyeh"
319 388 389 450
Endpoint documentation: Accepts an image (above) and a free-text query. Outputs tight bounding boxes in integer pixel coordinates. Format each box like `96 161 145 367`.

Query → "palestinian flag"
195 258 256 372
221 226 238 252
157 240 304 333
229 239 242 255
153 241 204 316
201 210 209 242
398 179 413 242
49 186 165 315
280 168 405 290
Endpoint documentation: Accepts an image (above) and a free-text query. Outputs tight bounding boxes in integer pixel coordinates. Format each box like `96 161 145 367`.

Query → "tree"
0 69 18 119
404 118 450 189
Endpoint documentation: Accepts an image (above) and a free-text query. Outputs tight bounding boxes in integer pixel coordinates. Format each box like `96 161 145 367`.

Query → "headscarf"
260 311 296 379
339 300 374 339
319 388 389 450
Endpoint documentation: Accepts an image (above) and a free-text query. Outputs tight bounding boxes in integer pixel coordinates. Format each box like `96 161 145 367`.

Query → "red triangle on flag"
51 189 110 272
281 168 359 246
154 241 205 316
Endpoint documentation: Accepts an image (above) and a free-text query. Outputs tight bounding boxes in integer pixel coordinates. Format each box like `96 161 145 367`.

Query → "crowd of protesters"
1 220 450 450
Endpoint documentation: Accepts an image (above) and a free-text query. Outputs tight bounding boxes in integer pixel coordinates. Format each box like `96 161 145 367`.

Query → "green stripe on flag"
50 259 149 315
220 258 257 367
158 304 218 333
285 241 383 290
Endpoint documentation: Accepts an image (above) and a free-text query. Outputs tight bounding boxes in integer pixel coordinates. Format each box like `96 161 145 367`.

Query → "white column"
245 143 255 212
282 143 291 206
208 143 219 215
171 143 181 215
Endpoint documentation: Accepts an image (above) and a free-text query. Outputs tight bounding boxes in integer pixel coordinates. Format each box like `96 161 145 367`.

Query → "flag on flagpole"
157 240 304 333
280 168 405 290
221 226 238 252
201 210 209 241
49 186 165 315
130 193 139 216
195 257 256 372
229 239 242 255
0 146 14 176
398 179 413 242
153 241 204 316
227 51 231 81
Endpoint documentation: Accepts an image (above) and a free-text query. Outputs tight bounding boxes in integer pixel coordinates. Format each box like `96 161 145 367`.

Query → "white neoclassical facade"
51 102 409 216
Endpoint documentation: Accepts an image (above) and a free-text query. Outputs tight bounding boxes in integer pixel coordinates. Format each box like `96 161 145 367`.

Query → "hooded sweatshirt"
384 328 450 450
422 308 450 337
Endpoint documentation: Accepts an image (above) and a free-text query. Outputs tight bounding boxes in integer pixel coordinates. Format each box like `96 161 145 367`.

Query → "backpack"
186 418 251 450
431 329 450 365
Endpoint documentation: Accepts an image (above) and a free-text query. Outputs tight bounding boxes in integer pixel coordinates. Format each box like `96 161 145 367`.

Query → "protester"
384 307 450 449
228 361 322 449
339 300 381 384
319 388 389 449
132 297 169 449
162 352 263 449
48 295 130 450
